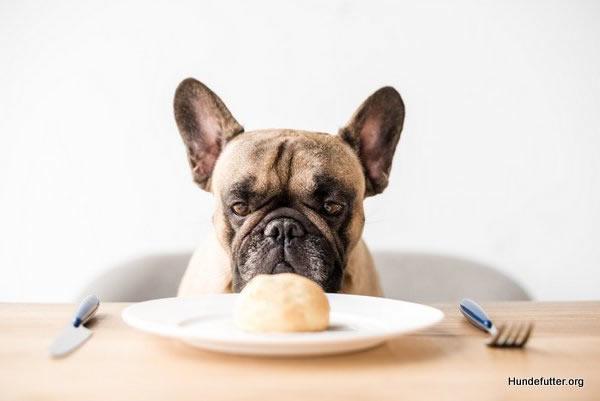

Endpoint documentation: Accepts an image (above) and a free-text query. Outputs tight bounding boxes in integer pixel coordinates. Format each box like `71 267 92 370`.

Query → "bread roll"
234 273 330 332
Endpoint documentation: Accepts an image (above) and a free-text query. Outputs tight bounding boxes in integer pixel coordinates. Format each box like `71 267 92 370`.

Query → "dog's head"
174 79 404 292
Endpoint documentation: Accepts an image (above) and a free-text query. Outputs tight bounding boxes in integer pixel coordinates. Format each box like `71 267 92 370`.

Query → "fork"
459 298 533 348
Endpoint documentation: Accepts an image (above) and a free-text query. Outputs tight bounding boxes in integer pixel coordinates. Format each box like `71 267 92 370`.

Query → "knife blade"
49 295 100 358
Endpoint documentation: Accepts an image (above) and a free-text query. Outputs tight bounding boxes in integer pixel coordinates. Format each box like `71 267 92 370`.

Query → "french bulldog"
174 78 404 296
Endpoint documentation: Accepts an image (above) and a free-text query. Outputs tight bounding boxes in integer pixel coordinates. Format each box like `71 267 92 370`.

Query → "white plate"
122 294 444 356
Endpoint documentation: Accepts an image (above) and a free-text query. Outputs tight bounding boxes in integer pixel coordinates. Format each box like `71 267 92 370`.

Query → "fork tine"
516 323 534 347
487 324 505 346
512 323 527 346
503 323 519 347
498 323 514 347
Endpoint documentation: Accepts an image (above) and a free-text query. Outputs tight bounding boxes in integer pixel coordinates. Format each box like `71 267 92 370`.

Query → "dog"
174 78 404 296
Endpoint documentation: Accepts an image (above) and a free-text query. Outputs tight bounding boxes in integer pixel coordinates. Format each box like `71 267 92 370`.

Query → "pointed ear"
339 87 405 196
174 78 244 191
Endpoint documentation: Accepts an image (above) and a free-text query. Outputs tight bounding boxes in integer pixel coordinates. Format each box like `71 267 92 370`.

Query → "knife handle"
72 295 100 327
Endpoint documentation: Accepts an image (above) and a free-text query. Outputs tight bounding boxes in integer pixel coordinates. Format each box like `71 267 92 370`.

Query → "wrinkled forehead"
211 130 365 197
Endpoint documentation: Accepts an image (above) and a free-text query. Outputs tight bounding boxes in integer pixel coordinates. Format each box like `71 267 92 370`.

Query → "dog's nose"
263 218 305 241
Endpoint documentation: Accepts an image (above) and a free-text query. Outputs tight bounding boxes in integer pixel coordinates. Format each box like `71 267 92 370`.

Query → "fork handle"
460 298 494 334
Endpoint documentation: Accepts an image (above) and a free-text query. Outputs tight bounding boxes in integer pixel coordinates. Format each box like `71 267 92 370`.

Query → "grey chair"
79 253 190 303
375 252 529 302
79 251 530 302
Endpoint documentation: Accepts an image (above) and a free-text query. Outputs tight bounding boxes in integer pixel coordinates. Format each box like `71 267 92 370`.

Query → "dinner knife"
49 295 100 358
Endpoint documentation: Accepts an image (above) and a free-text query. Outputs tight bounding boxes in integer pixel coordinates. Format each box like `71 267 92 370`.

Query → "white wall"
1 0 599 302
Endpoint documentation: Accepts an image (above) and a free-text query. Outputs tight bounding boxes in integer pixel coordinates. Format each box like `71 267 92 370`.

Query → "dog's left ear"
174 78 244 191
339 87 405 196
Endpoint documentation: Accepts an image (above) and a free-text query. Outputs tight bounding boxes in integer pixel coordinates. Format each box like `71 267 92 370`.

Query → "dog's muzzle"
232 207 343 292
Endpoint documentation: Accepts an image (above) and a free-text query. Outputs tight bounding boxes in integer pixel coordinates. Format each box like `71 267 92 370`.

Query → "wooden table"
1 301 598 401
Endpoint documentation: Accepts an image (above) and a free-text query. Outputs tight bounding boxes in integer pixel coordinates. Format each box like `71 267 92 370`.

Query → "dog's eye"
231 202 250 216
323 201 344 216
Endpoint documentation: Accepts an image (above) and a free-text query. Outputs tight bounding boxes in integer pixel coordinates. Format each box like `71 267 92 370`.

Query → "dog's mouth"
231 207 344 292
272 260 293 274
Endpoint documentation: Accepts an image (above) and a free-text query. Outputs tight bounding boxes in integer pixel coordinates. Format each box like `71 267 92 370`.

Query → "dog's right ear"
174 78 244 191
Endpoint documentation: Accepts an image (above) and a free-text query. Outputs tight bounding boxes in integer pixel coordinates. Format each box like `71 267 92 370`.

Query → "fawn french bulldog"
174 79 404 296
